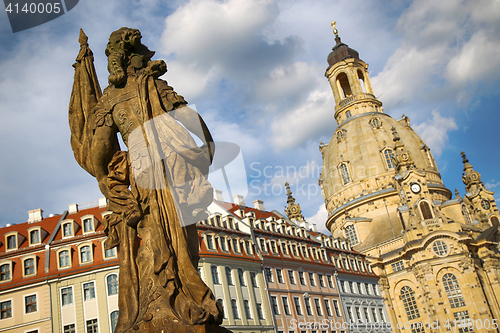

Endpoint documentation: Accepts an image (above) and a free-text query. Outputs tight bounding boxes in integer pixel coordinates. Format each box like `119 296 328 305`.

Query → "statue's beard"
107 51 126 86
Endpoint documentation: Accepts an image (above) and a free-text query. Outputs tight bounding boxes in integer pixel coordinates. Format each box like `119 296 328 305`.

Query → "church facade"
319 25 500 333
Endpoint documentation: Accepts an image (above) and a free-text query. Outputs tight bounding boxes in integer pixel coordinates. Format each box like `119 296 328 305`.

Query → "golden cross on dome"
331 21 338 36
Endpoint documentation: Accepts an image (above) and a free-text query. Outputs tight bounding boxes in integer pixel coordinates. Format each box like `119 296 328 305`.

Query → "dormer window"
62 221 74 238
58 249 71 269
6 235 16 250
231 238 240 253
29 230 39 245
83 217 94 233
419 201 434 220
79 245 93 264
206 235 215 250
244 240 252 255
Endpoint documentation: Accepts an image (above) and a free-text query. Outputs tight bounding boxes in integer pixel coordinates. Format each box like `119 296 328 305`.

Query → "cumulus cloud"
413 110 458 156
306 204 329 234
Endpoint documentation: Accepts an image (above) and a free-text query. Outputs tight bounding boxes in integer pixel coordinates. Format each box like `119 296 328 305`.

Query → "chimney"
98 197 107 208
28 209 43 223
233 194 246 206
214 189 224 202
68 203 78 214
253 199 265 211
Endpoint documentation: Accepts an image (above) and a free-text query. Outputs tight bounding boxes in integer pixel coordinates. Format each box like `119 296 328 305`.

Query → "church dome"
327 36 360 67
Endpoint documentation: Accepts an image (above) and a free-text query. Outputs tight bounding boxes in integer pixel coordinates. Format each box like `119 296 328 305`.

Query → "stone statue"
69 28 223 333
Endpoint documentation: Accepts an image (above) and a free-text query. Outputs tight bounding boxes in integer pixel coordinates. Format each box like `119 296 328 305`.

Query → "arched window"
358 70 366 93
345 110 352 118
461 205 472 224
491 216 499 226
211 266 220 284
419 202 433 220
339 163 351 184
238 268 245 286
217 299 225 318
110 310 119 332
24 258 35 275
336 73 352 98
59 250 70 268
231 299 239 319
370 117 381 128
383 149 396 169
107 274 118 296
80 246 92 263
244 300 252 319
225 267 233 285
336 130 344 142
401 286 420 320
345 225 359 246
443 273 465 308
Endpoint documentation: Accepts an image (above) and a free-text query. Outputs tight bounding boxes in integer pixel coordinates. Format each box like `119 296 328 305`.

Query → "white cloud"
413 110 458 156
485 180 500 191
306 203 329 235
270 88 334 150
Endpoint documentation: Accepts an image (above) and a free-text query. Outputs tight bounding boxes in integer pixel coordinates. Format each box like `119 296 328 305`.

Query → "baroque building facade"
319 26 500 333
0 190 387 333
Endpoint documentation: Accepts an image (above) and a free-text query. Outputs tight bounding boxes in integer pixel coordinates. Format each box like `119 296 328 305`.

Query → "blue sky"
0 0 499 233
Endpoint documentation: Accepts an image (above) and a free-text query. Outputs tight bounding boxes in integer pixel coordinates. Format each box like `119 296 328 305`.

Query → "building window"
83 218 94 232
0 300 11 319
347 306 353 322
259 239 266 251
348 281 354 293
345 225 359 246
232 239 239 253
0 264 10 281
63 324 75 333
6 235 16 250
288 270 296 284
461 205 472 224
59 250 70 268
336 130 344 142
327 275 333 288
270 296 279 315
339 163 351 184
107 274 118 296
276 269 284 283
370 117 381 128
225 267 233 285
383 149 396 168
245 241 252 254
220 238 227 251
30 230 40 244
80 245 92 263
298 271 306 285
211 266 220 285
206 235 214 250
243 299 252 319
345 110 352 118
333 300 341 317
432 240 449 256
401 286 420 320
308 273 316 286
453 310 473 333
392 261 405 272
216 299 225 318
24 258 35 276
63 223 73 237
86 318 98 333
282 297 291 315
250 272 257 287
371 308 378 322
238 268 245 286
364 307 370 322
443 273 465 308
256 303 264 320
104 247 117 258
318 274 325 287
379 308 385 322
265 268 273 283
313 299 322 316
357 282 363 294
61 287 73 306
110 310 119 332
304 298 312 316
25 294 37 313
293 297 302 316
491 216 499 226
83 282 96 301
420 201 433 220
365 283 371 295
231 299 239 319
324 299 332 317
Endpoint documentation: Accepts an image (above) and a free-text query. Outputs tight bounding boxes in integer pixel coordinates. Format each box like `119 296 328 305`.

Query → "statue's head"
105 27 164 86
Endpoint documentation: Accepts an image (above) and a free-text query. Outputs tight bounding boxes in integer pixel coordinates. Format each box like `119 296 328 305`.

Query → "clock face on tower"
291 207 297 213
410 183 421 194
